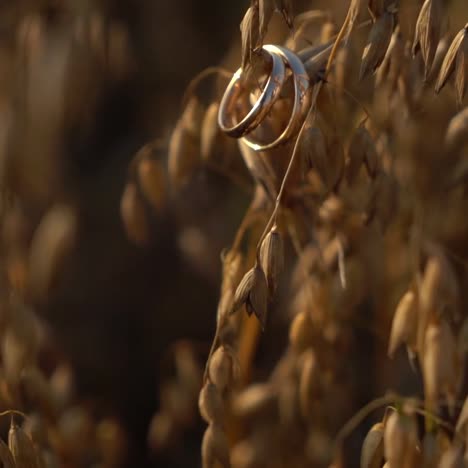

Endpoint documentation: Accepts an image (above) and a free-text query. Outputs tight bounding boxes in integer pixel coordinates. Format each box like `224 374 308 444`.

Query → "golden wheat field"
0 0 466 467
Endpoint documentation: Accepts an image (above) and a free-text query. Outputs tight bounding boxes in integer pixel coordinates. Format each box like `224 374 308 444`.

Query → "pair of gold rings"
218 45 311 151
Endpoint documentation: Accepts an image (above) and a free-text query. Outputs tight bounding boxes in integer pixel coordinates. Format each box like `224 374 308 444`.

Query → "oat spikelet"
9 419 39 468
422 319 457 412
383 411 418 468
289 311 314 352
455 25 468 105
28 204 77 302
202 424 230 468
301 125 328 178
201 102 221 163
455 397 468 434
168 120 199 191
346 126 378 183
360 422 384 468
208 346 239 392
198 382 224 424
232 264 268 329
388 290 418 358
259 225 284 296
360 11 394 80
412 0 443 79
218 250 244 323
298 349 320 421
0 439 15 468
241 6 261 69
120 182 149 246
445 107 468 152
438 443 464 468
233 383 276 418
435 26 468 96
137 156 167 214
259 0 275 38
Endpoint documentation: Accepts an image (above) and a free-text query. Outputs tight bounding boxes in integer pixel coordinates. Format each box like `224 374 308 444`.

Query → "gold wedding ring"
218 48 286 138
218 44 311 151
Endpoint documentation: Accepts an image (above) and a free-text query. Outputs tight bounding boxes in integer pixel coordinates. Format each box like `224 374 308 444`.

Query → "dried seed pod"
423 319 458 411
209 346 239 392
0 438 15 468
137 156 166 214
201 424 230 468
388 290 418 357
289 311 314 352
383 411 418 468
412 0 443 79
360 11 394 80
168 119 200 190
120 182 149 246
231 264 268 329
241 6 261 69
9 419 39 468
435 26 467 95
445 107 468 152
198 382 224 424
298 349 320 421
28 205 77 301
360 422 384 468
324 137 345 192
232 383 276 419
259 225 284 296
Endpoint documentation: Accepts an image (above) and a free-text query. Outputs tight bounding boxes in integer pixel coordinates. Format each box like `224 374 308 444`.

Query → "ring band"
218 47 286 138
242 45 311 151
